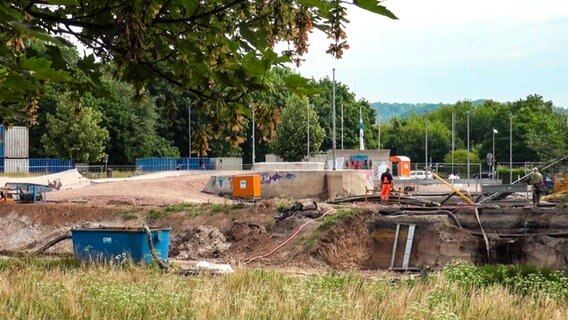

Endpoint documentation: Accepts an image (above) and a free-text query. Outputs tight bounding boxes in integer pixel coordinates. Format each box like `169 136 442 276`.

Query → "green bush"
444 262 568 300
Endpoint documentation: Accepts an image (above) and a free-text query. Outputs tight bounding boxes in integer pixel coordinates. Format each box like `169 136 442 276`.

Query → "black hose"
143 226 169 271
390 210 463 228
35 232 72 254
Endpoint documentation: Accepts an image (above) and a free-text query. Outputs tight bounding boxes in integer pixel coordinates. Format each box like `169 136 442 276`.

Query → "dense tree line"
378 95 568 167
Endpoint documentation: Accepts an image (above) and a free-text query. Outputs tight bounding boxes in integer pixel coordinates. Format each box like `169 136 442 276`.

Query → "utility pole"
332 68 336 170
188 104 192 157
341 103 344 150
510 112 513 183
451 112 456 167
425 113 428 171
467 111 470 179
377 112 381 149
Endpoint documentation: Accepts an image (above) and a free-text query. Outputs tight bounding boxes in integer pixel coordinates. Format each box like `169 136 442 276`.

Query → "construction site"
1 149 567 273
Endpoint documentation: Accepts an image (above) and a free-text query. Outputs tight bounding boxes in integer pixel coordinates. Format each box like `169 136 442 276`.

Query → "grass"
0 259 566 319
149 202 242 220
147 209 169 220
120 209 138 220
305 208 363 248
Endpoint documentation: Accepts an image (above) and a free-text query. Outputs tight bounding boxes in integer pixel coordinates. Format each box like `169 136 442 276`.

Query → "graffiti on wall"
261 172 296 185
212 176 232 188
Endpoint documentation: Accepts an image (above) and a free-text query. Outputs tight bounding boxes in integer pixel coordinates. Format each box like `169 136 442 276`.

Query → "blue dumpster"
71 227 170 264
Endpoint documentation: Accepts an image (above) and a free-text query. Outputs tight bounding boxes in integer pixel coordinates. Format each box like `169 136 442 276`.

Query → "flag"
359 106 365 150
493 128 498 134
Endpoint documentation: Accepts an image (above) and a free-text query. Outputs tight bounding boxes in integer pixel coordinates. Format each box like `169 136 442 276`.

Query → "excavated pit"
308 207 568 270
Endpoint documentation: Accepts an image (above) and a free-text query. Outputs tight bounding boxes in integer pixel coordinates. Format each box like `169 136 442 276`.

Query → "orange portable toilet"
389 156 411 178
232 175 261 199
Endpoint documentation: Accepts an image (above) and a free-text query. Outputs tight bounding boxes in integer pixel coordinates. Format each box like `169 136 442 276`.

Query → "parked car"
410 170 433 179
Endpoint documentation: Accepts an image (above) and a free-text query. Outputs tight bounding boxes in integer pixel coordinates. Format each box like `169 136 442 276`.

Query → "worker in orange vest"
380 167 393 201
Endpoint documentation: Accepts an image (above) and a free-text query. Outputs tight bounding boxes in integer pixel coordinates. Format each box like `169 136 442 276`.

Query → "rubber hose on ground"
143 225 169 272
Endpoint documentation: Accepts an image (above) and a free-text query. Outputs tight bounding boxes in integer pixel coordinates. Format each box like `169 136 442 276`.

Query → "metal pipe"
431 172 475 205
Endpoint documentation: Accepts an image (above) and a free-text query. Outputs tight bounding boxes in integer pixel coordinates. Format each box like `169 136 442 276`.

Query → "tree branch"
26 9 114 30
155 0 245 24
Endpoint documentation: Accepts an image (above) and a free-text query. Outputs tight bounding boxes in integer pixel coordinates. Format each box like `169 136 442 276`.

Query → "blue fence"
136 157 212 172
29 158 74 174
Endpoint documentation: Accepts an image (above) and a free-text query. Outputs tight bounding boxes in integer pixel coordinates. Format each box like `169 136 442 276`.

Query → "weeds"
146 209 169 220
0 260 566 319
120 209 138 220
275 197 294 212
209 203 233 214
444 262 568 300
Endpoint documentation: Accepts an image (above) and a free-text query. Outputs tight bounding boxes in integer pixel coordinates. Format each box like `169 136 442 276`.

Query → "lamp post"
466 111 470 179
188 103 192 157
341 103 344 150
332 68 336 170
509 113 513 183
377 112 381 149
492 128 498 178
425 113 428 171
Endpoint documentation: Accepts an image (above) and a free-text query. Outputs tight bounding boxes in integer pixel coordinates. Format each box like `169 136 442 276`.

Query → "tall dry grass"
0 259 566 320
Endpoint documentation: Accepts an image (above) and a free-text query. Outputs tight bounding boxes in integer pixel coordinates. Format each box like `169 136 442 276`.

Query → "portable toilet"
389 155 411 178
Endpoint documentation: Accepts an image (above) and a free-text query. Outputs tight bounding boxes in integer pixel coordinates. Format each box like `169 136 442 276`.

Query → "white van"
410 170 432 179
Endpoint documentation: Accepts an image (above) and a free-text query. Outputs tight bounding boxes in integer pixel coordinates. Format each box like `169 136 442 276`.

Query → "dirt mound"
171 226 231 260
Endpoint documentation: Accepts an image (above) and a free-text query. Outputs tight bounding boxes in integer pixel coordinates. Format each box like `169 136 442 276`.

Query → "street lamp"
332 68 336 170
509 113 513 183
466 111 470 179
424 113 428 171
492 128 498 178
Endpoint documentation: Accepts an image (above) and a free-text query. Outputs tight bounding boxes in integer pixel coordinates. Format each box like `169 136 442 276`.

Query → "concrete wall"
203 170 374 200
253 162 325 171
210 157 242 170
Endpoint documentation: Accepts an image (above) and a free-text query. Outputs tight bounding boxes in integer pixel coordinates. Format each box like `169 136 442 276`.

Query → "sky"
291 0 568 107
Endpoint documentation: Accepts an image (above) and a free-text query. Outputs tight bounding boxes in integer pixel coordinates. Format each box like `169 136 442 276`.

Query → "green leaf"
239 24 268 51
242 54 267 76
178 0 199 15
353 0 398 19
0 2 22 21
20 57 72 82
283 74 309 88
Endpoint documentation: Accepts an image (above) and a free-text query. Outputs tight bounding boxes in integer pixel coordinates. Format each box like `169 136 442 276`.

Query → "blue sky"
292 0 568 107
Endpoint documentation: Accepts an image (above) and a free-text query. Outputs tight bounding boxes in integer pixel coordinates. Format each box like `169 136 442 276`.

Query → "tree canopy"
1 1 396 124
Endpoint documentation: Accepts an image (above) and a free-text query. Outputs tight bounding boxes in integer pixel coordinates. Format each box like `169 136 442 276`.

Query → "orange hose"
244 209 336 264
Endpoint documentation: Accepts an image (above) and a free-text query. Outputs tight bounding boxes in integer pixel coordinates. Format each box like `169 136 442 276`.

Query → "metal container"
136 158 178 172
3 158 29 174
71 227 171 264
29 158 74 174
211 157 242 170
4 126 29 158
177 157 210 170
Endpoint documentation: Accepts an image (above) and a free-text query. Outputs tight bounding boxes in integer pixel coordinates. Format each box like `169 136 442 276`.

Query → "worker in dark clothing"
380 167 394 201
529 167 544 205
